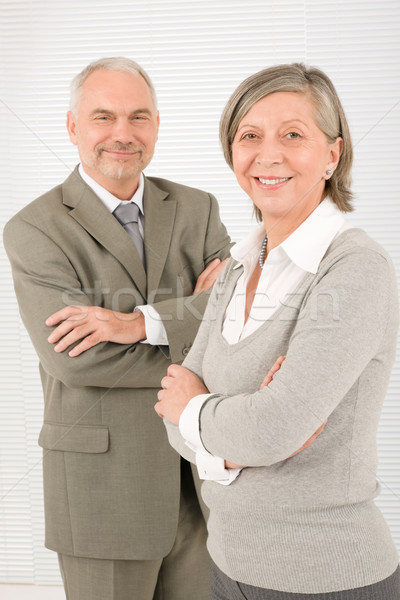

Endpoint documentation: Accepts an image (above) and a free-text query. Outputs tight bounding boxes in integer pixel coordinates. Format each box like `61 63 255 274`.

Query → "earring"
326 169 332 177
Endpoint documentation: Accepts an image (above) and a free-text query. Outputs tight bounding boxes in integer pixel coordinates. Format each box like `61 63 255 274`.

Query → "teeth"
258 177 290 185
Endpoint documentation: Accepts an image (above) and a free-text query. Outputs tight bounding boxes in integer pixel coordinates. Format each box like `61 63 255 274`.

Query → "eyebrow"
280 118 310 128
237 118 310 131
90 108 153 117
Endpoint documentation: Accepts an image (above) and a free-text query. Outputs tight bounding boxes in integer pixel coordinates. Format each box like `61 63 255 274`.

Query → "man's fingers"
193 259 220 293
47 319 91 344
209 258 229 281
46 305 86 326
53 324 98 353
47 306 113 344
194 258 229 294
48 312 95 343
200 258 222 278
68 335 101 357
48 319 81 344
53 328 88 353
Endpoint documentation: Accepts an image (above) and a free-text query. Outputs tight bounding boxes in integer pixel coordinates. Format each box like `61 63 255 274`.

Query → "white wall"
0 584 64 599
1 0 399 586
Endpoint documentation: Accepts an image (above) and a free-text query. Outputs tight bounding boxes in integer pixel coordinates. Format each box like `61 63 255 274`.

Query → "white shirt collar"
231 223 266 271
231 199 347 275
78 164 145 215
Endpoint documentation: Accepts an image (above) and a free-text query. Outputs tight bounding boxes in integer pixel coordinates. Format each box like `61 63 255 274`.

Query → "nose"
112 118 133 144
255 137 283 167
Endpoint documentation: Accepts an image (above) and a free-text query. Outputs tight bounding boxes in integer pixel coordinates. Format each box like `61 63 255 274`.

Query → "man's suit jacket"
3 167 231 560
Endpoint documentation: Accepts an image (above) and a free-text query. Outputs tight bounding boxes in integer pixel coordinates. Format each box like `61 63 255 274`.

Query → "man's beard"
87 143 146 180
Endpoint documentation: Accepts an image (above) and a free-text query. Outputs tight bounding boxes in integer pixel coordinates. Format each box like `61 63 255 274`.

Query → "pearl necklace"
259 233 268 269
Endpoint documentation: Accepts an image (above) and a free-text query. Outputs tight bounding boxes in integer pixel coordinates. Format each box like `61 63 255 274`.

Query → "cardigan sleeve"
198 247 398 466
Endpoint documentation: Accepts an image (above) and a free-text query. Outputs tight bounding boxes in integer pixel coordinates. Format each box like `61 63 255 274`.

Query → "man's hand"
155 364 208 425
46 306 146 357
193 258 229 294
45 258 228 358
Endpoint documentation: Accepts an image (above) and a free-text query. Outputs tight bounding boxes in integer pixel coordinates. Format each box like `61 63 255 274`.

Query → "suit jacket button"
182 346 191 356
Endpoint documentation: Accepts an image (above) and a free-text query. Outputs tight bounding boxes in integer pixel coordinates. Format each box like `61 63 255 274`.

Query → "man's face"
67 69 159 193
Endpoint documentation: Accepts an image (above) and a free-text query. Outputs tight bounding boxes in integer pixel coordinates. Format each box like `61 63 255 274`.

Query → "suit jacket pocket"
38 422 109 453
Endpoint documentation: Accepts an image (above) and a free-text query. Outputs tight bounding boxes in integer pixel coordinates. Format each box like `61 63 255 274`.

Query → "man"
3 57 231 600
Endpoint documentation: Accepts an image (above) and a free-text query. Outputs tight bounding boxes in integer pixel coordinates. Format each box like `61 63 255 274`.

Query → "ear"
156 110 160 141
66 111 78 145
326 136 343 173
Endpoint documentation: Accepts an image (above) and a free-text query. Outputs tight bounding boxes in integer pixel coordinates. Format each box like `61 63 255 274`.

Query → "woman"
155 64 400 599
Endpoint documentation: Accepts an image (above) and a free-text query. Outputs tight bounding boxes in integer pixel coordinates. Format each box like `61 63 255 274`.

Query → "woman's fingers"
259 355 286 390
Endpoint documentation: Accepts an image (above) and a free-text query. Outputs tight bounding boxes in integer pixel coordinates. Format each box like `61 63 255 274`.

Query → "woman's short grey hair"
220 63 353 214
70 57 157 114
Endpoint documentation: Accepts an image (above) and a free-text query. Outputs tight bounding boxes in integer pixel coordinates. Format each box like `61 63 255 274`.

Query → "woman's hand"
259 355 286 389
259 354 327 457
155 364 209 425
226 354 327 467
288 420 327 458
225 355 287 469
46 305 146 357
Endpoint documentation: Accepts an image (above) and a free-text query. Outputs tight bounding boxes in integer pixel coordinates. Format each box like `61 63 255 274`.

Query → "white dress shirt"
179 199 353 484
78 164 169 345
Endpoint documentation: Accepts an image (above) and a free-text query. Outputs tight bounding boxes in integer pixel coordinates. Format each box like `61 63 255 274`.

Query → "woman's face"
231 91 342 231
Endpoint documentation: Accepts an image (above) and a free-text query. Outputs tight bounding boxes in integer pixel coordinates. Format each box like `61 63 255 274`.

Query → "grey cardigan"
165 228 399 594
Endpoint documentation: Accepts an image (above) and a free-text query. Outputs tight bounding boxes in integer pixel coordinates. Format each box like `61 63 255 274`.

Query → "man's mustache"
96 143 143 153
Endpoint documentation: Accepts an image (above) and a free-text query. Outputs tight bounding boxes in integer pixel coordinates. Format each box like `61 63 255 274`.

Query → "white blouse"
179 199 352 484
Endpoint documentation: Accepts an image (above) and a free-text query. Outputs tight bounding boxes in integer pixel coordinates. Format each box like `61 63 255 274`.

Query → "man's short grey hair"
70 57 157 114
220 63 353 214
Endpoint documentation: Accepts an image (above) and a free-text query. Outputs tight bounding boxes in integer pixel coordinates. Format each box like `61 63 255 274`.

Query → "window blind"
1 0 399 584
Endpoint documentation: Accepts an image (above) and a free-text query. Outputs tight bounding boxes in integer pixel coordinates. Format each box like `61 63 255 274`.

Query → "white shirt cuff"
179 394 242 485
179 394 211 450
195 452 242 484
135 305 169 345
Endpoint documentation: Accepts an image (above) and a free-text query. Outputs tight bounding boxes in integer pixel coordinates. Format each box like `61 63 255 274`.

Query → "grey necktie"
113 202 145 267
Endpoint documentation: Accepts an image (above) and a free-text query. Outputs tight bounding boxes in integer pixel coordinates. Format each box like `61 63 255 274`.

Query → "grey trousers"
210 561 400 600
58 460 210 600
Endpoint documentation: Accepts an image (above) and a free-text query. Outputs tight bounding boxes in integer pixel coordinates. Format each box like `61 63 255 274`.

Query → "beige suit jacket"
3 167 231 560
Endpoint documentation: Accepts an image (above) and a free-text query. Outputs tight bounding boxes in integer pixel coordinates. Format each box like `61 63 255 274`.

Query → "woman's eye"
242 133 258 140
287 132 301 139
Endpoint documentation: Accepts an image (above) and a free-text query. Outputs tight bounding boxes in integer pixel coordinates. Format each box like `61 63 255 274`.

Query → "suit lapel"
143 177 177 299
62 167 147 299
